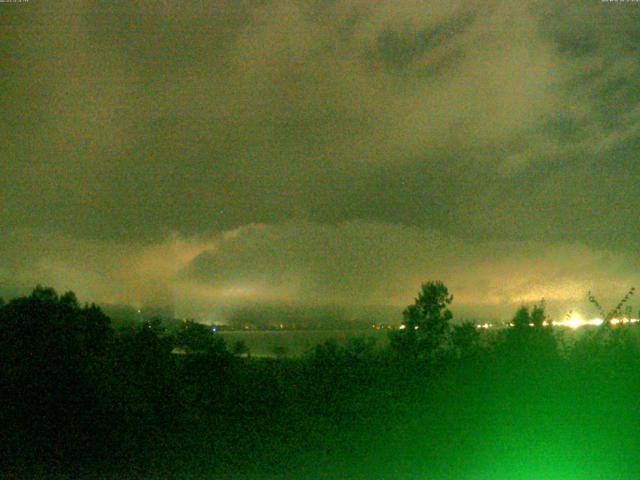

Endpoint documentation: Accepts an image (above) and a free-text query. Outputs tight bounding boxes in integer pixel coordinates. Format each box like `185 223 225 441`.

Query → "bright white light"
475 323 493 329
557 312 585 329
554 313 637 329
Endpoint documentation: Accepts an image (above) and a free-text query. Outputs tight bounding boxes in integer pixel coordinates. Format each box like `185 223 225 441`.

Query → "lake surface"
217 329 389 357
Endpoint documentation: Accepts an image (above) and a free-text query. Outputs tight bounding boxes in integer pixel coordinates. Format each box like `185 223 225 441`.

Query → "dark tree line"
2 283 640 479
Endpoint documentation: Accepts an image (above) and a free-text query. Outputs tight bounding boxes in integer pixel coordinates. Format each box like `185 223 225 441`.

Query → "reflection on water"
218 329 389 357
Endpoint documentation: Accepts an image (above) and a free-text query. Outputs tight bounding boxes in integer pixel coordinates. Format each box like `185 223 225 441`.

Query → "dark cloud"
2 1 640 320
371 10 476 73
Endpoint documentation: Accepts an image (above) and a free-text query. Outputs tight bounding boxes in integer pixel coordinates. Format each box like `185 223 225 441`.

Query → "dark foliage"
2 284 640 479
389 280 453 362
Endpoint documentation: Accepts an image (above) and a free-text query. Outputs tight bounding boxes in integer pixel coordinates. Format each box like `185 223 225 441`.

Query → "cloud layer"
2 223 638 322
2 1 640 320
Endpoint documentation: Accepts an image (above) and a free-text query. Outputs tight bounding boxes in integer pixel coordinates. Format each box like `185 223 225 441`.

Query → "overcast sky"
2 0 640 321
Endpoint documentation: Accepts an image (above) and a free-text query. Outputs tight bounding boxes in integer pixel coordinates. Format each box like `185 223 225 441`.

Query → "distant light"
212 327 217 333
475 323 492 329
553 314 622 329
399 324 406 330
559 312 586 329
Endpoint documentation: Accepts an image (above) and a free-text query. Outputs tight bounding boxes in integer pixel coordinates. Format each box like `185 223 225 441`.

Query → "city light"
553 314 638 329
466 314 640 330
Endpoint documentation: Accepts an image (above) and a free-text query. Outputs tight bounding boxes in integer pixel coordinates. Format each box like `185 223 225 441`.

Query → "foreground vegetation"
2 284 640 479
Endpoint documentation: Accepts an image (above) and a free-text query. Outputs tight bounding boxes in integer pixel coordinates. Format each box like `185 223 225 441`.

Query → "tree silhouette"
512 305 531 329
451 321 481 359
588 287 636 326
0 286 114 467
503 302 557 365
175 320 228 357
530 302 547 328
390 281 453 361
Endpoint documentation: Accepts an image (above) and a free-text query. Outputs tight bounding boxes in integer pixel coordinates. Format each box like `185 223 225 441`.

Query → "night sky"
2 1 640 321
